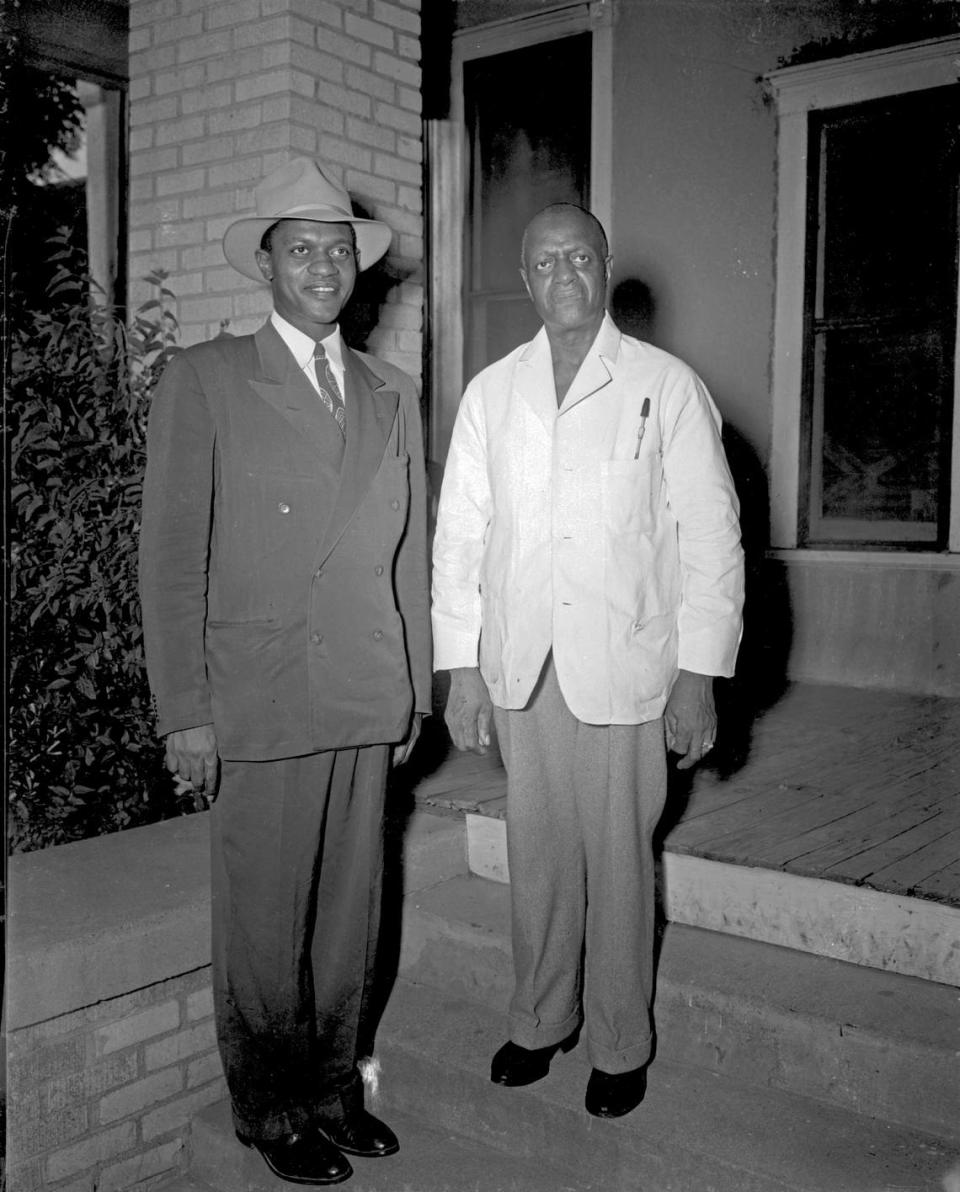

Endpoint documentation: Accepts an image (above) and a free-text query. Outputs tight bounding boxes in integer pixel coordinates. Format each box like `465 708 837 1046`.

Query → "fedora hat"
222 157 392 280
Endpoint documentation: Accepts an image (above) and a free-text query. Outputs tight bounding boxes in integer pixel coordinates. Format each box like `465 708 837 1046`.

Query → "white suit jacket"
431 315 744 725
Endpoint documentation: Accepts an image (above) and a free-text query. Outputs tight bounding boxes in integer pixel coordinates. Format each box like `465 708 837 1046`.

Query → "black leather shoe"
314 1109 399 1158
490 1035 577 1087
237 1130 353 1185
585 1065 648 1118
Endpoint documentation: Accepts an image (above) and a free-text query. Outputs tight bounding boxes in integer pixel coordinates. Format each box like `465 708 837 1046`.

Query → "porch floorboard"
401 682 960 907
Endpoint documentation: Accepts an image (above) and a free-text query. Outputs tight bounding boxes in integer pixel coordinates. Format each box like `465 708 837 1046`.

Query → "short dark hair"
258 220 357 255
520 203 609 266
259 221 281 253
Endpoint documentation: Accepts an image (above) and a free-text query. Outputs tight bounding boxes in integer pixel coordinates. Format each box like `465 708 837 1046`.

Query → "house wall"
126 0 423 382
609 0 875 461
608 2 960 696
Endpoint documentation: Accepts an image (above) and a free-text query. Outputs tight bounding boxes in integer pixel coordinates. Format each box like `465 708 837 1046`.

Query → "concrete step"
181 1098 587 1192
398 868 960 1145
465 811 960 985
165 980 960 1192
372 980 960 1192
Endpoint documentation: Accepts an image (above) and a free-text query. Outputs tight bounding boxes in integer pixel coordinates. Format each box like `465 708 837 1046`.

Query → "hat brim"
222 206 392 280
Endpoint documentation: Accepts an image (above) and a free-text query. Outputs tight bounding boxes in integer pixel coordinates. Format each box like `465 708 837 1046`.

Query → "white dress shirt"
270 310 346 400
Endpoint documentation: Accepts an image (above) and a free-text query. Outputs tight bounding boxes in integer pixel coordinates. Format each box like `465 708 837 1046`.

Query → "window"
23 77 126 307
10 0 128 306
802 87 958 547
425 0 614 466
766 37 960 554
463 35 592 382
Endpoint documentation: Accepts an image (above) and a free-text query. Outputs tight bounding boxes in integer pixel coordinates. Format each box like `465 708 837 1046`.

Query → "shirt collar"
270 310 344 375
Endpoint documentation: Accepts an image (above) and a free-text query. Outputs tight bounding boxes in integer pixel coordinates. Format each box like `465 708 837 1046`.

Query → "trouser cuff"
586 1034 653 1074
509 1007 581 1051
231 1070 363 1141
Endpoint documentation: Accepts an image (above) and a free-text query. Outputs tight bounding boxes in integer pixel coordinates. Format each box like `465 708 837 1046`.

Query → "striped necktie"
313 342 346 437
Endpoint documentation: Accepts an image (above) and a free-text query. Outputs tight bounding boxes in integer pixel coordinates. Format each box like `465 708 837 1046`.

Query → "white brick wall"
127 0 424 385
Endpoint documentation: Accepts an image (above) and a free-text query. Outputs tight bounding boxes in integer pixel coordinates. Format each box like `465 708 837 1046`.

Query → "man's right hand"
444 667 494 754
165 723 220 793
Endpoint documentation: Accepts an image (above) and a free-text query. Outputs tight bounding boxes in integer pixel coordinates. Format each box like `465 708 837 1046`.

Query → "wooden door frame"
425 0 616 467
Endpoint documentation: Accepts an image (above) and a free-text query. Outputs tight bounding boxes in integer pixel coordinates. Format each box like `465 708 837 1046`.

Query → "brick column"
127 0 423 383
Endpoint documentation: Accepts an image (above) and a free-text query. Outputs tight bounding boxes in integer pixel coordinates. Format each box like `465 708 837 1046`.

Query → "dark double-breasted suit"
139 319 431 1138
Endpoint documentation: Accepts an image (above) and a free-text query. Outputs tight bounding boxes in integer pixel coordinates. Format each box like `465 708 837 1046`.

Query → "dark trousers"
209 746 390 1140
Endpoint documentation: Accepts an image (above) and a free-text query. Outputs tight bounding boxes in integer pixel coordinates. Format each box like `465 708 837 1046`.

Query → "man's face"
255 219 357 338
520 209 611 336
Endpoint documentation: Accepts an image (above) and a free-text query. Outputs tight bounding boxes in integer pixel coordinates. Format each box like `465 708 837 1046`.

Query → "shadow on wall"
339 198 418 352
612 276 794 816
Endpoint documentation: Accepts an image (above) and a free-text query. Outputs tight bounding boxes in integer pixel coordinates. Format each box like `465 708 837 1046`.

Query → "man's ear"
604 256 613 283
519 266 532 300
254 249 273 283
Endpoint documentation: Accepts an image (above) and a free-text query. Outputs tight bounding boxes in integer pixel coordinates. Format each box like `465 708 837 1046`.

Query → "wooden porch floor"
400 683 960 908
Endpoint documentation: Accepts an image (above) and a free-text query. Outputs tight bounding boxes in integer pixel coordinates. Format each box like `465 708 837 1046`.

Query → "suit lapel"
559 352 613 414
559 316 620 414
316 346 399 565
248 321 333 454
516 329 560 434
517 318 621 427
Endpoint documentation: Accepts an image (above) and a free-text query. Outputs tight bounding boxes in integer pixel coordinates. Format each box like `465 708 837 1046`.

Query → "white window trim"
765 36 960 553
426 0 615 465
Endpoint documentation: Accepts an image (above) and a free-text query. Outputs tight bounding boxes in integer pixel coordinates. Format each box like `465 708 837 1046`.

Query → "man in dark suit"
139 157 430 1186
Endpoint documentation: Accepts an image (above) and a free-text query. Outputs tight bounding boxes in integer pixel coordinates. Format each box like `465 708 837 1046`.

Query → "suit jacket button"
390 499 400 510
373 629 384 641
311 632 323 644
278 502 290 514
375 564 384 576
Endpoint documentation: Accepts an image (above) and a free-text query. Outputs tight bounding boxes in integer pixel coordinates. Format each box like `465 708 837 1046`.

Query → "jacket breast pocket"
600 456 662 537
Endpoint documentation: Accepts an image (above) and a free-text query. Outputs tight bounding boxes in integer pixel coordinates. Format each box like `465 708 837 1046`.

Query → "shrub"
8 238 195 852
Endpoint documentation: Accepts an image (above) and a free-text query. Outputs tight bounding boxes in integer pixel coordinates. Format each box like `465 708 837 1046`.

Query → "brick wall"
127 0 423 384
6 968 222 1192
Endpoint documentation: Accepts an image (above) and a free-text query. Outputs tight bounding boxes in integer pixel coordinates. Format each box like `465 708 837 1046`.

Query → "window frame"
425 0 614 467
765 36 960 554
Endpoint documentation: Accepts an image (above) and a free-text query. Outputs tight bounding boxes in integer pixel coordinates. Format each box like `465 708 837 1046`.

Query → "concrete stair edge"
466 811 960 986
186 1098 598 1192
399 866 960 1145
374 980 960 1192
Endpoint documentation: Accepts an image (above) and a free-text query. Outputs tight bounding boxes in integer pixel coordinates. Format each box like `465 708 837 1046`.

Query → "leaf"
9 228 180 852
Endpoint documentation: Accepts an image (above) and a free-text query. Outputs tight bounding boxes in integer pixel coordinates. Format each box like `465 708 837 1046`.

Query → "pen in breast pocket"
634 398 651 459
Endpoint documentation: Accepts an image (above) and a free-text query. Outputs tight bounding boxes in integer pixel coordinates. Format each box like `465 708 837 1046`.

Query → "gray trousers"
210 746 389 1140
494 658 667 1074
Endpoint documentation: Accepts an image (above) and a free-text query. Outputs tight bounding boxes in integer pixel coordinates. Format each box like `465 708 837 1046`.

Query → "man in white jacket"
431 204 744 1118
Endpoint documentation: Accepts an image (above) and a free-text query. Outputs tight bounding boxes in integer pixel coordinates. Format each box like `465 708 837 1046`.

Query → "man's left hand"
393 713 424 766
664 670 717 770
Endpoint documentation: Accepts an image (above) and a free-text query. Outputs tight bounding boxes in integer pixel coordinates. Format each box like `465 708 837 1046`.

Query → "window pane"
818 88 959 322
805 87 958 548
464 35 591 375
816 326 948 532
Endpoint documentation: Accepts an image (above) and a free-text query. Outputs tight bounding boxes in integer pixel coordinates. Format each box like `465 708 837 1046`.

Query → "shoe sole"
586 1100 645 1119
490 1033 579 1087
238 1136 353 1185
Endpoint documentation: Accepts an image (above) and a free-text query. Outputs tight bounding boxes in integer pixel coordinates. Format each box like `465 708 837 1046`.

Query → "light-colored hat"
222 157 392 280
